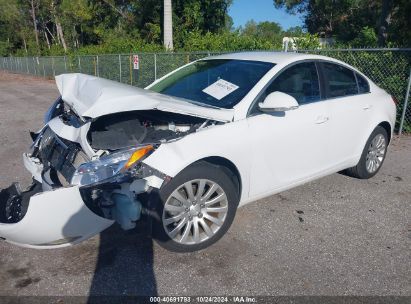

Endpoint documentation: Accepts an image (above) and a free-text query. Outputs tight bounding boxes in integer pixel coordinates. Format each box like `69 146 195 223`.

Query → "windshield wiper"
182 98 223 109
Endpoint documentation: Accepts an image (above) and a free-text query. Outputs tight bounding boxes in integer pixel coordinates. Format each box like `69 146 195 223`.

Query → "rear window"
356 73 370 93
321 62 358 98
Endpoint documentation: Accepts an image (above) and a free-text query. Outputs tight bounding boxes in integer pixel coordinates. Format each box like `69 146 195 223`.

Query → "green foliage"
293 33 321 49
179 31 279 52
351 27 378 48
0 0 410 57
274 0 411 47
240 20 283 45
0 40 11 56
0 0 236 56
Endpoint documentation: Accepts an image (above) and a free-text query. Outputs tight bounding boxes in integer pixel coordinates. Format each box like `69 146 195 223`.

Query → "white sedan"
0 52 396 252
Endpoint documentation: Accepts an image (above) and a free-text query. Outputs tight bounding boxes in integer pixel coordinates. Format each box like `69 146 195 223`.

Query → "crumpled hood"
55 73 234 122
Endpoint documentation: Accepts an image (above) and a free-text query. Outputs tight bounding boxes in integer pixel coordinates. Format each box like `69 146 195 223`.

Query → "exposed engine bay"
87 110 210 150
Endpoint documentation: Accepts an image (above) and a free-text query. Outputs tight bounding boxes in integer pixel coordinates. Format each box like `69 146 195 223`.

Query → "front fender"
143 120 251 204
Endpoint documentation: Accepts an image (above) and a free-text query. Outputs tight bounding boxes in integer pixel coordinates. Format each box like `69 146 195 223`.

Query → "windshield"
149 59 275 109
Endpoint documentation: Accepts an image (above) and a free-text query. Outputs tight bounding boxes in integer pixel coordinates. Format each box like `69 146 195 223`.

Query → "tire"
345 126 388 179
151 161 239 252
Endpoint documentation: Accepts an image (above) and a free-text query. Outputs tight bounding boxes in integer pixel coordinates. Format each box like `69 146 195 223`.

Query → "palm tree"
163 0 173 50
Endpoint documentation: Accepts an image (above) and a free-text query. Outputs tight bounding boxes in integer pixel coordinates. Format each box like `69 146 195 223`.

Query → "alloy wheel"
365 134 386 173
162 179 229 245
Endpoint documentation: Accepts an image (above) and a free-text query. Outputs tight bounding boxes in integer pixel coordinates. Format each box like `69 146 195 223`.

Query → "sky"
228 0 304 30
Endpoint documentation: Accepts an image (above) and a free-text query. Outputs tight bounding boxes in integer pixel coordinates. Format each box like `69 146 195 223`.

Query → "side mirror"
258 91 299 112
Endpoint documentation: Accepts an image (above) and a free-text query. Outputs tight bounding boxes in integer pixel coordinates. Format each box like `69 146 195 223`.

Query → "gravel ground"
0 71 410 297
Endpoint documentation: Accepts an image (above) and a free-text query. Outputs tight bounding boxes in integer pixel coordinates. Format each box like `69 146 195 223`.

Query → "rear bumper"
0 183 114 249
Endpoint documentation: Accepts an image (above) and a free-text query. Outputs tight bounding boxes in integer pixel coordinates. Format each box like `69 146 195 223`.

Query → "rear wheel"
346 126 388 179
152 162 239 252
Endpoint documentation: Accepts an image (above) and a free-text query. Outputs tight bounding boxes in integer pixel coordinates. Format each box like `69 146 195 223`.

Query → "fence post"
129 55 132 85
119 54 122 83
26 57 29 73
31 57 35 75
96 55 99 77
42 58 46 77
52 57 55 76
154 53 157 80
64 56 67 72
78 56 81 73
399 67 411 135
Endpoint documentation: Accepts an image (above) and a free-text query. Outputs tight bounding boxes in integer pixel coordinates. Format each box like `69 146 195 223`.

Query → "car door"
247 61 332 198
318 61 372 166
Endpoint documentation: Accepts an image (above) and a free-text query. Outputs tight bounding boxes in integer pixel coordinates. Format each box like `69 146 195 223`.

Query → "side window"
321 62 358 98
356 73 370 93
263 62 321 105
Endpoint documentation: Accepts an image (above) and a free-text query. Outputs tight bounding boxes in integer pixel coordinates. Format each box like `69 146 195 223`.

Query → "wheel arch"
377 121 392 144
183 156 242 201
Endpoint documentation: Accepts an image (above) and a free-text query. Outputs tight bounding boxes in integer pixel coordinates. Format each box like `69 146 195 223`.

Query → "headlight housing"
71 145 154 187
44 96 63 124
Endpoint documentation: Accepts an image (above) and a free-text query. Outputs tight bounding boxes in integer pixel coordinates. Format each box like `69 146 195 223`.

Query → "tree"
29 0 40 52
274 0 411 47
284 26 305 36
241 20 283 47
163 0 173 50
51 0 67 52
0 0 236 55
274 0 358 38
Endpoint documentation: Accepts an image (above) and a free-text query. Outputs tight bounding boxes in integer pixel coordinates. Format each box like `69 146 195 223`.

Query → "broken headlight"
71 145 154 187
44 96 63 124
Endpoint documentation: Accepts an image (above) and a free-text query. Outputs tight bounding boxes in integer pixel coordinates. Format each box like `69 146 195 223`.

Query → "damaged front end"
0 96 216 249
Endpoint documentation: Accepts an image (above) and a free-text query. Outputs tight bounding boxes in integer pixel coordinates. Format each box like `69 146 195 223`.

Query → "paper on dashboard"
202 79 239 100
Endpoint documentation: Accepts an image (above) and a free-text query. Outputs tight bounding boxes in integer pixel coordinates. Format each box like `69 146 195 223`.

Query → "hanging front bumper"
0 182 114 249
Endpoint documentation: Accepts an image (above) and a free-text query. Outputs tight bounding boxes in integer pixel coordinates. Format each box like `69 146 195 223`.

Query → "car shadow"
86 220 158 303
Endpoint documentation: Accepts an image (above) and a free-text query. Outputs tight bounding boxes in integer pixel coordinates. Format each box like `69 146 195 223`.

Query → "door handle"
315 116 329 124
363 104 373 110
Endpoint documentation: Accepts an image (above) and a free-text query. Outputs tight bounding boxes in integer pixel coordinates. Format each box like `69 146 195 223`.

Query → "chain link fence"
0 52 224 88
1 49 410 134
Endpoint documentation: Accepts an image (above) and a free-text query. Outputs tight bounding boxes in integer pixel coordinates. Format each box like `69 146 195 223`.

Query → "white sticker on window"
202 79 239 100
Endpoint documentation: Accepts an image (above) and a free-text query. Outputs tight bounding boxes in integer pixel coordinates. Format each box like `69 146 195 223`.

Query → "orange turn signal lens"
124 145 154 169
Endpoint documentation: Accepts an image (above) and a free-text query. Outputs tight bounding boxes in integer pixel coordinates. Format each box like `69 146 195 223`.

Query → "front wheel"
152 162 239 252
346 126 388 179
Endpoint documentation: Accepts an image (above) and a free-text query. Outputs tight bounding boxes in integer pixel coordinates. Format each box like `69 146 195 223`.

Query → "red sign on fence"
133 55 139 70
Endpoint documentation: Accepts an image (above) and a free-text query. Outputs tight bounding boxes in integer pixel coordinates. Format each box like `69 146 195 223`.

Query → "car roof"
207 51 337 65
